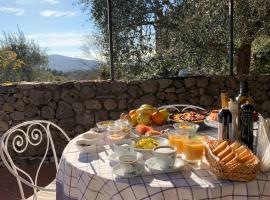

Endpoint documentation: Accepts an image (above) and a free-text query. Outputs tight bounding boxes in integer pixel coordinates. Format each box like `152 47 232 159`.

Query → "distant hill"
48 54 100 72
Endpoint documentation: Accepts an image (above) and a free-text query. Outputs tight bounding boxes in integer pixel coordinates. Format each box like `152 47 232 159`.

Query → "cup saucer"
108 152 143 162
145 157 185 173
112 163 145 178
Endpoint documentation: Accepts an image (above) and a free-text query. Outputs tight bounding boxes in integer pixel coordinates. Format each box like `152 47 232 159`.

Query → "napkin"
257 114 270 172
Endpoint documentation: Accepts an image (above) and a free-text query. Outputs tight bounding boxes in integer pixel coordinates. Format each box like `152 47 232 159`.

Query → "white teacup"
153 145 177 169
113 139 134 156
118 154 137 174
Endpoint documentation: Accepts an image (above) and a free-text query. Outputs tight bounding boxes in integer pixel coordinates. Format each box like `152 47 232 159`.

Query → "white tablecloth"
56 129 270 200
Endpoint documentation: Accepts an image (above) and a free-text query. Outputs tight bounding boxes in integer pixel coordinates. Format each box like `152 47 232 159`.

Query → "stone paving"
0 164 56 200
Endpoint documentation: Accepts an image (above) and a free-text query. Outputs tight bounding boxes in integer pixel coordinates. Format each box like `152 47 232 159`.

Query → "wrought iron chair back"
0 120 70 200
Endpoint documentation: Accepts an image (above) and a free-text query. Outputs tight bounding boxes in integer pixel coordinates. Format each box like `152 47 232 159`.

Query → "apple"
159 108 169 119
137 113 151 125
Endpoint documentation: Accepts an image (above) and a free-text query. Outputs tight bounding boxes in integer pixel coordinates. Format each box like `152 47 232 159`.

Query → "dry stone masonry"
0 76 269 136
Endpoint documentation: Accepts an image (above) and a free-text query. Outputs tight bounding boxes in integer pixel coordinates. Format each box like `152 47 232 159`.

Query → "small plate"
145 157 185 173
204 116 218 129
108 152 143 162
113 163 145 178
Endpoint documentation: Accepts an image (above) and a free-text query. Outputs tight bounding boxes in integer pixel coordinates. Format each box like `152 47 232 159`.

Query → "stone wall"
0 75 269 164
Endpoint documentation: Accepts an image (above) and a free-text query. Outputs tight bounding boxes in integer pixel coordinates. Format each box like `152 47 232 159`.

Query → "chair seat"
26 180 56 200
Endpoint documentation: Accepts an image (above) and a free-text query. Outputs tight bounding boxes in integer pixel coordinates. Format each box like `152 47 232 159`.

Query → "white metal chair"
0 120 70 200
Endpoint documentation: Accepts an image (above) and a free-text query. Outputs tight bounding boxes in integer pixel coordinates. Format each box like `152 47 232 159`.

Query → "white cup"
113 139 134 156
153 145 177 169
118 154 137 174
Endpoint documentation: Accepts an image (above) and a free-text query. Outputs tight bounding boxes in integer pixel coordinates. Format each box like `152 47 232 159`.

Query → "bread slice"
213 141 228 155
217 145 232 159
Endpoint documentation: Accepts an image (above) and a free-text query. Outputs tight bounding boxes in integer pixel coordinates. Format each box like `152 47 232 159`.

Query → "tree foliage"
77 0 270 79
0 29 66 83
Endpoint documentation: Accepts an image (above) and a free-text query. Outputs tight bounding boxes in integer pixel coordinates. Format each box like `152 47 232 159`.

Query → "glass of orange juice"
168 132 187 154
182 136 204 164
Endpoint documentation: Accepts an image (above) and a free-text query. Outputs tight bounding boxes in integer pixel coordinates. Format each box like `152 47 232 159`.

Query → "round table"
56 128 270 200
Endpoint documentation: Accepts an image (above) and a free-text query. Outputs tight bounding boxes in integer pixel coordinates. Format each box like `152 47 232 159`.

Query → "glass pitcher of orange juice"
168 132 187 154
182 136 204 164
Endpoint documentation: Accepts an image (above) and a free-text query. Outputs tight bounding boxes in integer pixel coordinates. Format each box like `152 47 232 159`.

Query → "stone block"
72 102 84 113
61 90 79 103
30 90 52 106
128 85 143 98
2 103 14 113
262 101 270 111
140 94 157 106
14 100 25 111
173 80 184 88
118 99 127 110
111 81 127 93
58 118 75 131
197 77 208 87
24 104 39 117
184 78 196 88
80 86 96 99
96 82 112 95
75 111 94 126
56 101 74 119
199 95 214 106
165 87 175 93
85 100 102 110
158 79 173 89
0 121 9 132
11 111 24 121
0 111 9 121
104 99 117 110
6 96 16 104
41 106 55 119
140 80 158 93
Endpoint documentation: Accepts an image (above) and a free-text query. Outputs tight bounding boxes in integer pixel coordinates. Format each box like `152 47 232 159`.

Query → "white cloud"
43 0 60 5
28 31 101 60
0 7 25 16
40 10 77 17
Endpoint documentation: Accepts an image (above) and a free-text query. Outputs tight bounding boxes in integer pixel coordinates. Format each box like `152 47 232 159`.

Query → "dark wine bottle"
236 80 254 106
239 102 254 151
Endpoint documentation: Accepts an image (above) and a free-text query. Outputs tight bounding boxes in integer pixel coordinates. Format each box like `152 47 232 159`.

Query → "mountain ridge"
48 54 100 72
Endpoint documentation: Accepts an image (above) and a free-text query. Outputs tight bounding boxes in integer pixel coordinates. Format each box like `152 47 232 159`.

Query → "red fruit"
135 124 153 135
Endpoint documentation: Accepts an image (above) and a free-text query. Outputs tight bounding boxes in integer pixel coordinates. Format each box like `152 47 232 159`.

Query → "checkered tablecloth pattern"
56 133 270 200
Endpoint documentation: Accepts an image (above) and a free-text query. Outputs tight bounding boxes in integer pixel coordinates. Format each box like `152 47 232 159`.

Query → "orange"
151 111 166 126
129 109 137 116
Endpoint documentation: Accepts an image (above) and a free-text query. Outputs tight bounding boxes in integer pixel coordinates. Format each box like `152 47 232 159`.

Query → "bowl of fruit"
170 110 208 130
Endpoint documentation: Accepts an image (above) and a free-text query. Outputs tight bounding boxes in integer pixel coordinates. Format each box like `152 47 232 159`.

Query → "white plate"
145 157 185 173
113 163 145 178
132 137 169 152
130 125 171 138
204 116 218 129
108 152 143 162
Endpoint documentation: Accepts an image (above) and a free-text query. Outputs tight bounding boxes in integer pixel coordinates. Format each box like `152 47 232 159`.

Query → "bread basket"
204 137 260 182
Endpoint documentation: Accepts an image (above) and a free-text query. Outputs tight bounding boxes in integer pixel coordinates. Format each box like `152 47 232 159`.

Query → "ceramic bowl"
96 120 115 130
173 121 199 135
82 132 101 143
76 139 97 153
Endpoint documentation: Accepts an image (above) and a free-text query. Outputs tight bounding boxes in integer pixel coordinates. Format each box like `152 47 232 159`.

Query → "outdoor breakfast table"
56 127 270 200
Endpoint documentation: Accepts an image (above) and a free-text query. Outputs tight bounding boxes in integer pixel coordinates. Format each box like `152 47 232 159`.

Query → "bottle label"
239 109 254 150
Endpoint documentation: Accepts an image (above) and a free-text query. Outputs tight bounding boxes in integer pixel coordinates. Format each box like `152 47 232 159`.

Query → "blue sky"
0 0 99 59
